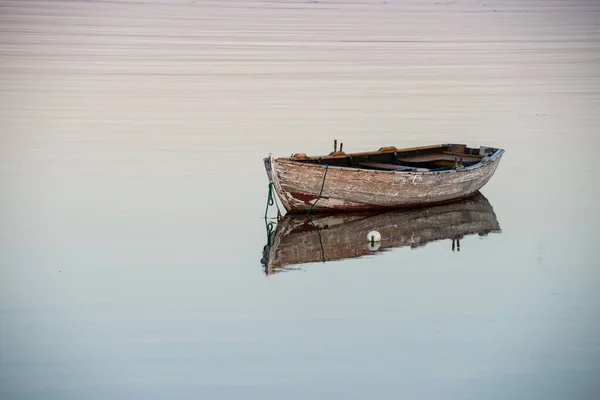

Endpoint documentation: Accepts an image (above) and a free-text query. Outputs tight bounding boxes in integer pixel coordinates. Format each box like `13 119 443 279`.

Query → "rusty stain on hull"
289 192 319 204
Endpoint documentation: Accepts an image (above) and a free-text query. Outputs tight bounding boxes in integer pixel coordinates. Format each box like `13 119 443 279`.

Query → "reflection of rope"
266 220 275 246
306 164 329 216
308 217 326 263
261 219 276 275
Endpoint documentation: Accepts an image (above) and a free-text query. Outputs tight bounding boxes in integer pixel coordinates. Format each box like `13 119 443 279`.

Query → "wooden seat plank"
398 153 481 163
357 162 423 172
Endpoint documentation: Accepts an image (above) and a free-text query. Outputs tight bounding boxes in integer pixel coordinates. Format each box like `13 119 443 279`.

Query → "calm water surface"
1 0 599 399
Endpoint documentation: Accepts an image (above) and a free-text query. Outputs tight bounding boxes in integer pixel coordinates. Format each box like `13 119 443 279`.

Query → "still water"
1 0 599 399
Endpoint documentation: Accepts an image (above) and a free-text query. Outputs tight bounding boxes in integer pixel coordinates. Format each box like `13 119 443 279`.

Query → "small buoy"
367 241 381 252
367 230 381 243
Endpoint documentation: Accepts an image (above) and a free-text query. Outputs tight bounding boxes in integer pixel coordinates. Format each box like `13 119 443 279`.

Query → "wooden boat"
261 192 501 275
264 143 504 213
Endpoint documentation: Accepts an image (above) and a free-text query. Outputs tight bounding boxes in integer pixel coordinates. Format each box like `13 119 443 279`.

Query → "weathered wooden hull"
266 147 503 213
261 192 501 274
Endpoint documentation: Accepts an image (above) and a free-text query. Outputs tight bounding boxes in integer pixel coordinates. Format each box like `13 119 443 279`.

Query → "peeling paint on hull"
267 150 504 214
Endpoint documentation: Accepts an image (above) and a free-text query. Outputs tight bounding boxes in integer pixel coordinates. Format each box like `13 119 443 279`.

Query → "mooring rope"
264 182 275 218
264 182 283 220
306 164 329 216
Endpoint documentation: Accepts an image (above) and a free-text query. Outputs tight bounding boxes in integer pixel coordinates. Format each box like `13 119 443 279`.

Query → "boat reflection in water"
261 192 501 275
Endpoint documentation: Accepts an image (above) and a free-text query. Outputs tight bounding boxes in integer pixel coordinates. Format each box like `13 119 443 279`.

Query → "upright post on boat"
334 139 338 153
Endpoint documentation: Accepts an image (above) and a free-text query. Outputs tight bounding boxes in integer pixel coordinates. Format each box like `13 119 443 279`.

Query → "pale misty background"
1 0 599 399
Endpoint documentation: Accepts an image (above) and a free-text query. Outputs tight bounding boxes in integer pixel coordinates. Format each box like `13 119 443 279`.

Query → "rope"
264 182 274 218
264 181 283 220
306 164 329 216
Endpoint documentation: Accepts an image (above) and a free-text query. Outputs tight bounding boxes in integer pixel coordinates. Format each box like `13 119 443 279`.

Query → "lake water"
1 0 599 399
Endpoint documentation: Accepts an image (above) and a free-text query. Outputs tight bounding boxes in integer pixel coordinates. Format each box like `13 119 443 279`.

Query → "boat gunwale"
272 147 504 176
281 143 449 162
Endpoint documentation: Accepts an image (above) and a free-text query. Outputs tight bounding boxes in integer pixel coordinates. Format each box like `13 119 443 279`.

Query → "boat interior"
287 143 500 172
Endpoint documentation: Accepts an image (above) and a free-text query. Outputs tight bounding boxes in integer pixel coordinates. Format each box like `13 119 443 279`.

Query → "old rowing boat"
261 192 501 275
264 143 504 214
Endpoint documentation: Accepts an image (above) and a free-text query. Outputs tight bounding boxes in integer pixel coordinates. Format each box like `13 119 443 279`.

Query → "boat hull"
267 150 503 213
